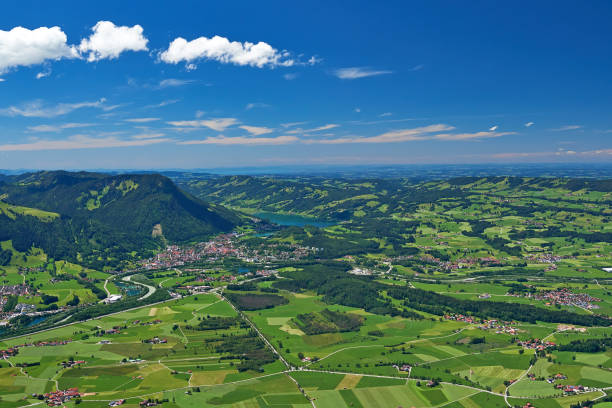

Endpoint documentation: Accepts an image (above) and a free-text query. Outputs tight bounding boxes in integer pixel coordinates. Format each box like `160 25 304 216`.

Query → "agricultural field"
1 174 611 407
0 294 295 407
4 289 608 408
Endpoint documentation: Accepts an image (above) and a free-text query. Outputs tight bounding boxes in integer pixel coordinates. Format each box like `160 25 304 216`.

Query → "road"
219 288 316 407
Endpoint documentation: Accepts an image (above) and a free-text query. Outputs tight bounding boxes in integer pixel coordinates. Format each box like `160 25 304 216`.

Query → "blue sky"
0 0 611 169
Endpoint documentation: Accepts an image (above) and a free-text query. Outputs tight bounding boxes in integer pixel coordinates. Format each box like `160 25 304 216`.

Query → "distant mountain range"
3 163 612 179
0 171 241 270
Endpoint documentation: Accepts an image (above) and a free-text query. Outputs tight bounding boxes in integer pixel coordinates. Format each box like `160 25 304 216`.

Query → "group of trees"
555 337 612 353
0 249 12 266
214 331 276 372
292 309 364 335
225 293 288 310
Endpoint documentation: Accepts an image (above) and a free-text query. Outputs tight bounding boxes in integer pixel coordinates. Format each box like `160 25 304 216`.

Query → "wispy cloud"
0 98 114 118
489 125 498 131
144 99 180 109
433 131 515 141
411 64 424 71
333 67 393 80
27 122 95 132
0 134 171 151
551 125 582 131
179 135 297 145
130 132 166 140
302 125 515 144
167 117 239 131
525 121 534 127
245 102 270 110
283 73 298 80
286 124 339 134
280 121 308 128
304 125 453 144
379 112 392 117
124 117 160 123
239 125 274 136
493 148 612 159
157 78 195 88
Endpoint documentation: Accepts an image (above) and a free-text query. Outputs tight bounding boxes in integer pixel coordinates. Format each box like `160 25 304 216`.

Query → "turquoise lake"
254 212 334 227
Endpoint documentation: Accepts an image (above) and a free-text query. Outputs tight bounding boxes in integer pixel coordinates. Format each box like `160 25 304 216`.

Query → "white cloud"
167 117 239 131
283 73 298 80
239 125 274 136
354 108 361 113
195 110 205 118
0 134 170 151
160 35 297 68
28 122 95 132
525 121 534 127
78 21 148 62
551 125 582 131
180 135 297 145
245 102 270 110
0 98 111 118
124 117 159 123
489 125 498 131
0 26 78 74
286 124 339 134
379 112 392 117
333 67 392 79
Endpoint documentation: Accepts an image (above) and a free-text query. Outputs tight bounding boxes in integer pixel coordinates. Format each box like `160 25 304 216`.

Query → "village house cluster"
1 283 68 326
477 319 521 335
1 339 72 360
444 314 521 334
517 338 556 350
43 388 80 406
523 288 601 310
139 233 316 271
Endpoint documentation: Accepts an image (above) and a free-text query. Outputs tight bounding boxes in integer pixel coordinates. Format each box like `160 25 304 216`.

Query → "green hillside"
0 171 241 270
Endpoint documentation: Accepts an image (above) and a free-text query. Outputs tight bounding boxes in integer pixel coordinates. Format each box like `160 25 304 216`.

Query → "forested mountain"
0 171 241 269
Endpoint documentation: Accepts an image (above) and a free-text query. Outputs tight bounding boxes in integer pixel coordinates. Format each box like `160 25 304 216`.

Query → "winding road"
122 275 156 300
